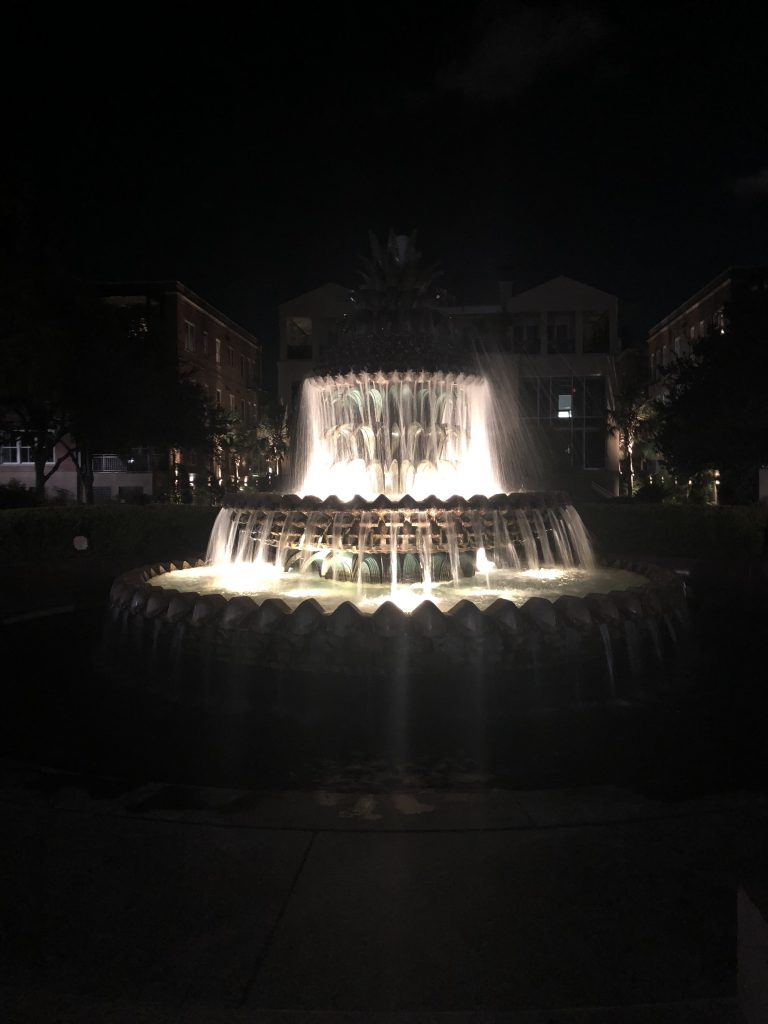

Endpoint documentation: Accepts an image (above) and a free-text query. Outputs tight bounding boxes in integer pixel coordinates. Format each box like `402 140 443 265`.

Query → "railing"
92 455 126 473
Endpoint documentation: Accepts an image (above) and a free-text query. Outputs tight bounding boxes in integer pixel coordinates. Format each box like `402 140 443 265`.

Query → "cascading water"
291 370 501 502
201 367 600 611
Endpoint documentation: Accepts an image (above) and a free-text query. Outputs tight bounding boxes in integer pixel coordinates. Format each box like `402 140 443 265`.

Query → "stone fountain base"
101 559 690 768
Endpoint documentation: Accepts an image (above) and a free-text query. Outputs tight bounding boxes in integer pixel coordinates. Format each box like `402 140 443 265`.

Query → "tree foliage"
607 347 657 498
654 293 768 503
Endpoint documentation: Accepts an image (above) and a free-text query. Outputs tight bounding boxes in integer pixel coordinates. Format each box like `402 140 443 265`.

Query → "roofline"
499 274 618 304
98 279 261 348
646 265 768 337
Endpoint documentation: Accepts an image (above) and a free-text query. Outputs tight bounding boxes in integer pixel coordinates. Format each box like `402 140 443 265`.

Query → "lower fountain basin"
102 558 689 715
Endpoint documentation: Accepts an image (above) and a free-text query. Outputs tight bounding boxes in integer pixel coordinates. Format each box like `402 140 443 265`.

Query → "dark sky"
6 0 768 381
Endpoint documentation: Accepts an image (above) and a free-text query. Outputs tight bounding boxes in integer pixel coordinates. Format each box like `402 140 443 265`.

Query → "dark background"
5 1 768 384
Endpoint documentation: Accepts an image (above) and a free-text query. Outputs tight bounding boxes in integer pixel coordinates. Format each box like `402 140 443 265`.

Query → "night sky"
6 1 768 385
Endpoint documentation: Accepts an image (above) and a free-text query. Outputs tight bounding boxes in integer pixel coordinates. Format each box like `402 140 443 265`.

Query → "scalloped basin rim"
220 489 572 511
110 558 683 622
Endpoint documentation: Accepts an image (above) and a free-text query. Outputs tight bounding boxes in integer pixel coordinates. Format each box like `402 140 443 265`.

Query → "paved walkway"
1 760 763 1021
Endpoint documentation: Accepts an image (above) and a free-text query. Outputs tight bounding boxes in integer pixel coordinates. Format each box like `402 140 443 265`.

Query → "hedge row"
574 502 768 561
0 504 219 565
2 501 767 567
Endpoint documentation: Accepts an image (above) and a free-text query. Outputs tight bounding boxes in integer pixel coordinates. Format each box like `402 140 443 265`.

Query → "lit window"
558 394 572 419
184 321 195 352
215 338 222 363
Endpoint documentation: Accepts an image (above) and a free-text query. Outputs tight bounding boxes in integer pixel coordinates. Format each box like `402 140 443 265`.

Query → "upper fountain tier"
290 369 504 503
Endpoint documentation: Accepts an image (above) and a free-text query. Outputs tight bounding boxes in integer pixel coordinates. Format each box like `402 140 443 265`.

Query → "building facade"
646 265 768 501
0 281 262 501
277 283 350 410
276 274 621 498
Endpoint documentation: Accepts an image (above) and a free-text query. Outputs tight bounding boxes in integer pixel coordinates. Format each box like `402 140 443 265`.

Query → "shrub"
0 480 39 509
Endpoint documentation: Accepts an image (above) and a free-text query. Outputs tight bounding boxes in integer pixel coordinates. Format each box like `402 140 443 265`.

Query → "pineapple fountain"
103 234 688 771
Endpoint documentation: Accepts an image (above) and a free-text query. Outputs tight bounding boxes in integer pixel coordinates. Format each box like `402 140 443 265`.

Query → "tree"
252 397 289 484
0 201 210 503
607 348 657 498
654 293 768 503
0 239 112 502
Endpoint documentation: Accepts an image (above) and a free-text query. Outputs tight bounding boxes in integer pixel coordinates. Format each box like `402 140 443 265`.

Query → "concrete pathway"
1 761 763 1022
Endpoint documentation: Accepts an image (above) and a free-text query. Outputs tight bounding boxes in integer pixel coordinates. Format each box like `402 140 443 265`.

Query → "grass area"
575 501 768 560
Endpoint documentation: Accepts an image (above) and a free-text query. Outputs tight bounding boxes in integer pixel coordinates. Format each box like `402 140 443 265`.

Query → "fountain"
103 235 688 771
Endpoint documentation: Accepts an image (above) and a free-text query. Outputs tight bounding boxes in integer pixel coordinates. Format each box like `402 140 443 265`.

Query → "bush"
633 481 670 503
0 504 220 565
0 480 39 509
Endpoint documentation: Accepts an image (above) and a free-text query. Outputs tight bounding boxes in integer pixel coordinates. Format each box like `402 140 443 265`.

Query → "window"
215 389 222 407
286 316 313 359
240 354 245 379
229 393 235 413
511 319 541 354
241 399 246 422
184 321 195 352
699 320 706 338
674 337 681 358
584 431 605 469
1 438 53 464
519 378 540 419
583 310 609 353
202 331 209 355
557 393 572 419
546 313 575 354
584 376 605 419
689 325 696 341
215 338 222 364
662 344 668 366
228 346 234 367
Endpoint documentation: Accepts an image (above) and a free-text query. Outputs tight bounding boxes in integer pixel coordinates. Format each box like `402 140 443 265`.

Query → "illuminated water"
148 564 648 614
292 370 502 501
195 368 604 608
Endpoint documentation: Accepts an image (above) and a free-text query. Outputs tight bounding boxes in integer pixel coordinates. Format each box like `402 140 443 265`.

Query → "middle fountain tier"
208 490 595 587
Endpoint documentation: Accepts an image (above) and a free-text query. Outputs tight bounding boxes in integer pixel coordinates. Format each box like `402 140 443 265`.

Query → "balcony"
91 452 152 474
92 455 127 473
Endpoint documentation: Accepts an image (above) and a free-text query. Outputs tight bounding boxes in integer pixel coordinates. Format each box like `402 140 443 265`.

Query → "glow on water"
149 564 649 614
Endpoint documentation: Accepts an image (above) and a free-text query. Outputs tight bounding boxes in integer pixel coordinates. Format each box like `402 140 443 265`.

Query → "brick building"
0 281 262 501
